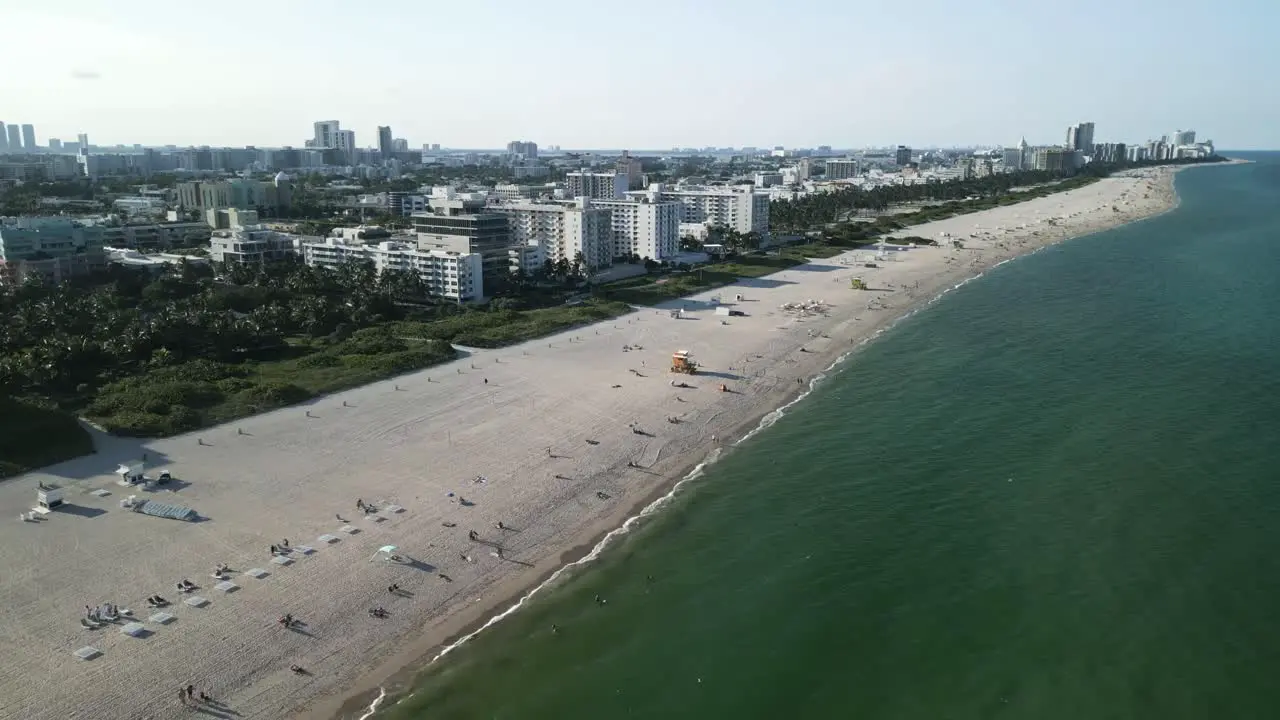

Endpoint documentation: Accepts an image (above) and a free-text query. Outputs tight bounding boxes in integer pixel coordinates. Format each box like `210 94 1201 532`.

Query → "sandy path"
0 168 1181 720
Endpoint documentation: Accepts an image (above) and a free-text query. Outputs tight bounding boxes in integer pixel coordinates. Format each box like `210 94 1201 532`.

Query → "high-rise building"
1172 129 1196 146
413 190 514 291
1067 122 1095 152
313 120 341 148
642 184 771 237
77 133 89 149
303 238 483 303
616 151 644 190
825 159 859 180
1001 148 1022 171
377 126 393 158
895 146 912 166
392 138 409 152
592 194 682 261
0 122 7 152
48 139 63 151
336 130 355 154
21 124 36 150
796 157 813 180
506 140 538 159
491 198 614 271
565 170 628 200
6 125 21 151
1033 147 1072 172
176 179 292 215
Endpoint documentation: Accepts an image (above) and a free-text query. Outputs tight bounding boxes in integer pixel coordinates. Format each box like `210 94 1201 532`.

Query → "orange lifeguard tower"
670 351 698 374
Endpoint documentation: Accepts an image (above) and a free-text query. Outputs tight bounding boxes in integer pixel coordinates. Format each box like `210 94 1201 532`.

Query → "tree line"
768 156 1227 233
0 258 446 402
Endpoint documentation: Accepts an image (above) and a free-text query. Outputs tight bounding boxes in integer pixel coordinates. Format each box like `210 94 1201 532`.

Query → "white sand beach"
0 168 1182 719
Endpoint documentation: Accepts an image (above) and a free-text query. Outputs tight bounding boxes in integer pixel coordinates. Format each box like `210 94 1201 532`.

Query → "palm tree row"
0 258 444 400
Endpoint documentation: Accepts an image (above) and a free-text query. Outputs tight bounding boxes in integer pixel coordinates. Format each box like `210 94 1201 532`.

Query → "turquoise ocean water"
384 154 1280 719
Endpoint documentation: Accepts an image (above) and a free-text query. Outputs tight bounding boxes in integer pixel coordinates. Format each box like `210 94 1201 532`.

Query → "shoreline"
0 164 1212 720
314 165 1200 720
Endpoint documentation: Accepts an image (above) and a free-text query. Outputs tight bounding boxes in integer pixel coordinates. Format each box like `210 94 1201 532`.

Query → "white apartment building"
491 198 613 271
565 169 627 200
825 159 859 180
209 226 300 264
96 220 212 251
753 171 784 187
302 238 483 303
639 184 770 237
593 194 681 261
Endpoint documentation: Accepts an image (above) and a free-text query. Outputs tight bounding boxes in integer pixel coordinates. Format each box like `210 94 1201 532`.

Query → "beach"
0 167 1182 720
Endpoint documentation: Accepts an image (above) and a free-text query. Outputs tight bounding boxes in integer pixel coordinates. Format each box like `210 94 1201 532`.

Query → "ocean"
381 153 1280 719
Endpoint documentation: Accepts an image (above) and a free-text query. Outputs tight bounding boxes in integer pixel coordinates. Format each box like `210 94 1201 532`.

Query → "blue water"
384 153 1280 719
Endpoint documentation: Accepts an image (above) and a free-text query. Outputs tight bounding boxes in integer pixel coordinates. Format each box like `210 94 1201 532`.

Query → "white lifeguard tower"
37 482 64 510
116 460 145 486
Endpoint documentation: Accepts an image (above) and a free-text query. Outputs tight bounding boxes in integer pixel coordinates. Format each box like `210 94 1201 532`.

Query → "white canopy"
370 545 400 562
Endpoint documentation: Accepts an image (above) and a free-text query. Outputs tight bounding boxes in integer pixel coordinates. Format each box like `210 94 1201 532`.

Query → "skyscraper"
6 125 21 151
895 145 912 165
77 133 89 149
506 140 538 159
1067 122 1095 152
21 124 36 150
313 120 340 148
0 122 7 152
377 126 393 158
616 150 644 190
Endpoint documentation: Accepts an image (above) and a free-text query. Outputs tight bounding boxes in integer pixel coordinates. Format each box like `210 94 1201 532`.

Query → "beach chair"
80 618 100 630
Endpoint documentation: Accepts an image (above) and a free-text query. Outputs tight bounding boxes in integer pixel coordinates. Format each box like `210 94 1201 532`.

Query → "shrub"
234 381 312 408
296 353 342 369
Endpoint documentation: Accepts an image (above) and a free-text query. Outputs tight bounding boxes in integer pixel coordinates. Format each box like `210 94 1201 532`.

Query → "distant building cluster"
0 114 1219 300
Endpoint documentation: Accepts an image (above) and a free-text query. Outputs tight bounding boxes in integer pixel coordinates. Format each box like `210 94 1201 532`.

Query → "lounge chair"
80 618 98 630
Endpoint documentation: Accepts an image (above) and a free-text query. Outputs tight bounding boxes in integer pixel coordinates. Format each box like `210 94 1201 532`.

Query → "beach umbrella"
370 545 399 562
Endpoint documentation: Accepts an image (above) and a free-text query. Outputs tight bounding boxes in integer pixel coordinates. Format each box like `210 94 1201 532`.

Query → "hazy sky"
3 0 1275 150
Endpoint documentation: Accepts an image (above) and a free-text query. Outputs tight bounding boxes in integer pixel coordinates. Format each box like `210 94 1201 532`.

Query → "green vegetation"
0 258 629 476
599 246 841 305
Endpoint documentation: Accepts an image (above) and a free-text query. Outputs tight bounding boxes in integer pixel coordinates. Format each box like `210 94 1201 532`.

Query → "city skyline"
2 0 1276 150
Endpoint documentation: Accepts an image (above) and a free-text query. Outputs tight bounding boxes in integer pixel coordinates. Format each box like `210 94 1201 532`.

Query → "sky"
2 0 1276 150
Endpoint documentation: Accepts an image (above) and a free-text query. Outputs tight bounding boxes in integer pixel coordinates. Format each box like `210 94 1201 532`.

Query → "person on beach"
468 530 479 541
186 685 194 699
